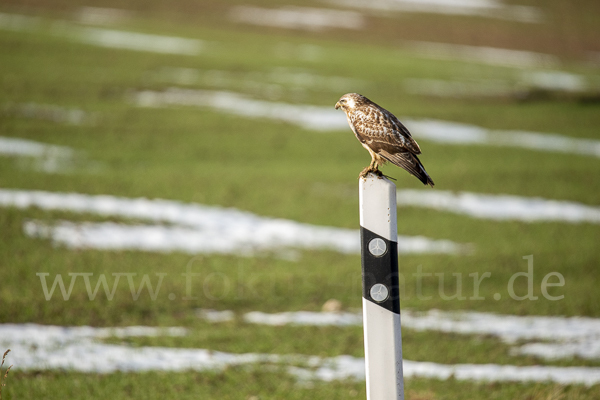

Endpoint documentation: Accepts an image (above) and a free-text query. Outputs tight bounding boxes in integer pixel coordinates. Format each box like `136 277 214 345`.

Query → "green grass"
7 370 600 400
1 0 600 398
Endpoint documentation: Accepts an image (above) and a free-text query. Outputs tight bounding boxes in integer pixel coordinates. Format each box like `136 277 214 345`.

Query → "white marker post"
359 174 404 400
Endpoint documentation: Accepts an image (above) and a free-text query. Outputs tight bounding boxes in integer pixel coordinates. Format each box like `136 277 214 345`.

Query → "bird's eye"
340 99 346 103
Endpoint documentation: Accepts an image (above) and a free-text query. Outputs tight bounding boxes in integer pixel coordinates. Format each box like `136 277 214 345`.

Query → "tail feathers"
380 151 435 187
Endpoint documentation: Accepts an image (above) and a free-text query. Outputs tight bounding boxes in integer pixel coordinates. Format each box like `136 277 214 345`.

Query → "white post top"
359 175 398 242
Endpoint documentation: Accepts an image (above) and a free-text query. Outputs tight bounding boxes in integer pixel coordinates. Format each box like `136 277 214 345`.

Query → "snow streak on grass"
75 27 204 55
328 0 542 23
2 323 600 385
0 189 467 256
133 88 347 131
229 6 365 31
213 309 600 361
395 190 600 224
404 41 558 68
3 102 94 125
0 137 76 173
132 88 600 158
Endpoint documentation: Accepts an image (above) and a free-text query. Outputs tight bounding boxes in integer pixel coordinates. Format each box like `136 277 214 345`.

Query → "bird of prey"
335 93 434 187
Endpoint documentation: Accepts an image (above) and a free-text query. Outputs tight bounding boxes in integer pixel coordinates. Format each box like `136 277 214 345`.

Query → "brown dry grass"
407 389 437 400
523 384 597 400
0 350 12 400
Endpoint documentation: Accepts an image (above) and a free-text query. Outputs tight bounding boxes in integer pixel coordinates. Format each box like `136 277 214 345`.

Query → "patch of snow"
2 323 600 384
133 88 347 131
522 71 587 92
22 219 463 255
517 340 600 361
404 72 588 97
131 88 600 159
76 7 132 26
403 78 514 97
0 189 466 255
405 41 558 68
294 355 600 386
76 27 204 55
243 311 363 326
196 309 236 323
3 102 94 125
0 136 76 173
0 14 202 55
0 324 186 354
240 309 600 343
400 309 600 343
273 42 324 62
0 137 73 158
229 6 364 31
0 323 275 373
328 0 542 23
404 118 600 158
402 309 600 361
216 309 600 360
396 190 600 224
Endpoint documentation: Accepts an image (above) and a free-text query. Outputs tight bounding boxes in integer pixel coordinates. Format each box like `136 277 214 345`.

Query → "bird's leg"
371 160 383 177
359 157 383 179
359 158 376 178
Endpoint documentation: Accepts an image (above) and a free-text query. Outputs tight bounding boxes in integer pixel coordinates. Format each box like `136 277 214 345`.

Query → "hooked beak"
335 101 341 110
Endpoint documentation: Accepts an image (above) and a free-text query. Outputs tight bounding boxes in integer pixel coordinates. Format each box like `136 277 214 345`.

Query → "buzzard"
335 93 434 187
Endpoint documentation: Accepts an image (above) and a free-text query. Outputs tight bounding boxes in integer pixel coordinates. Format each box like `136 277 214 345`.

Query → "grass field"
1 0 600 398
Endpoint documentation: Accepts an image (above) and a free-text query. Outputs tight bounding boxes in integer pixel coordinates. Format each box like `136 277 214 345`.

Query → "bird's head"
335 93 366 112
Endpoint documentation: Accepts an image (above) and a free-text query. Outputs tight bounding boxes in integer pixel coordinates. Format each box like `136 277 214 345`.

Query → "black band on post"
360 226 400 314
